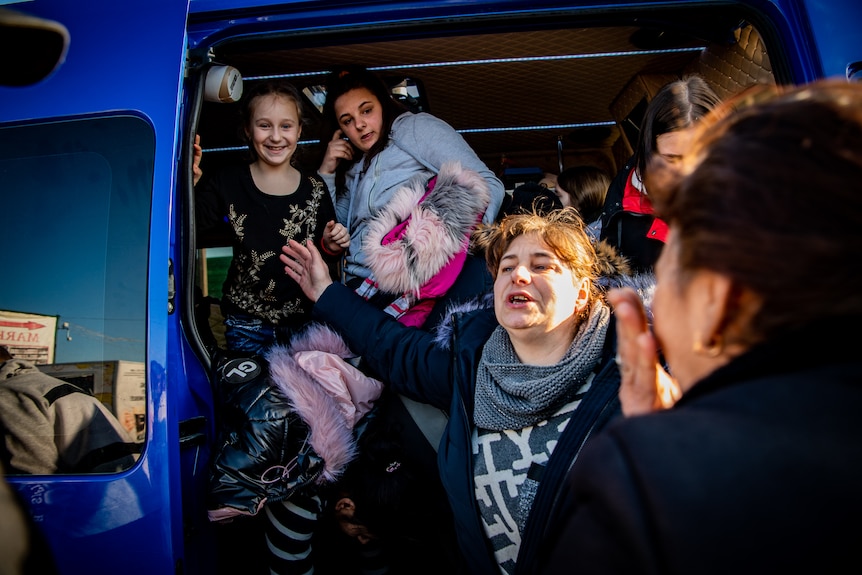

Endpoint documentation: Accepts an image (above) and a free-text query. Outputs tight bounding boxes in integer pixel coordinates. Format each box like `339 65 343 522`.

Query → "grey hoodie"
321 111 505 284
0 359 136 474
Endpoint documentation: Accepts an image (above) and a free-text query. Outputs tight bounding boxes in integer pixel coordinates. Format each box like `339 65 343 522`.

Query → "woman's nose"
512 265 531 284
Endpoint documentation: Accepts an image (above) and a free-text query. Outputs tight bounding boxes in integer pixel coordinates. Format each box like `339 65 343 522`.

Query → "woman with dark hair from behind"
599 74 721 272
542 80 862 574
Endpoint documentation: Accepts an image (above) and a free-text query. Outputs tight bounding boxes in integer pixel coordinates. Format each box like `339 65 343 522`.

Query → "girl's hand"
281 240 333 302
322 220 350 253
319 129 354 175
193 134 203 186
607 287 681 416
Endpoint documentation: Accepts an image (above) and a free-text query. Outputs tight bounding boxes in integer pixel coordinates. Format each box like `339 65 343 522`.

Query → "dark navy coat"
314 282 622 575
542 315 862 574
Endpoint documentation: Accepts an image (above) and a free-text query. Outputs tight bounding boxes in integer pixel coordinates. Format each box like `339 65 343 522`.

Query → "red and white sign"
0 310 58 364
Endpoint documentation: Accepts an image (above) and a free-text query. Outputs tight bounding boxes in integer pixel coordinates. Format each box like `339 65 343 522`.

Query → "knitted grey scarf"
473 300 610 431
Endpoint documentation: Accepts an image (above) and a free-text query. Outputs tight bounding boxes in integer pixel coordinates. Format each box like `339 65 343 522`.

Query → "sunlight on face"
652 227 695 388
493 233 581 335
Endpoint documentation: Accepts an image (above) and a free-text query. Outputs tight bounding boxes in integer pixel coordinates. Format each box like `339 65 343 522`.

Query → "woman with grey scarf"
281 208 643 575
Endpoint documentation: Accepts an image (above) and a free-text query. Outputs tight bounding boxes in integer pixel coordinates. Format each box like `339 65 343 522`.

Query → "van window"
0 115 152 473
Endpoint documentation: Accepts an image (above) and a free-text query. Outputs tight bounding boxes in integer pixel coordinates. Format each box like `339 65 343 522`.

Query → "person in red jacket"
599 75 720 272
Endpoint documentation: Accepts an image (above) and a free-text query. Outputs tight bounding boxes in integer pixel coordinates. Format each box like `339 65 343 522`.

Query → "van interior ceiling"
189 8 775 345
192 10 775 184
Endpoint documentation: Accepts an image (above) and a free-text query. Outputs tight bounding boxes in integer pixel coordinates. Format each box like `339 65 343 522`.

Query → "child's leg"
223 314 275 355
264 492 322 575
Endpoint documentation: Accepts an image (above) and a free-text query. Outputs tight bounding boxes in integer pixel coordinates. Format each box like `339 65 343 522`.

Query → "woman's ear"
575 276 591 314
690 270 736 355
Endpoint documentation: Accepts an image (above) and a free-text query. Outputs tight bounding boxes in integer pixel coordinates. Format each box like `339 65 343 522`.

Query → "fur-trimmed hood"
266 323 383 483
207 325 383 522
363 160 491 296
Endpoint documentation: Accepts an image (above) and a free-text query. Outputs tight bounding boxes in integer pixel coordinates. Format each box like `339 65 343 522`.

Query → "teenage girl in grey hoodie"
312 65 505 573
316 65 506 288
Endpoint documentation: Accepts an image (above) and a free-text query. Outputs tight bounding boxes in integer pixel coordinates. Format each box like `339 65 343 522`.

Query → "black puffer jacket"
207 324 380 521
207 353 321 520
542 315 862 575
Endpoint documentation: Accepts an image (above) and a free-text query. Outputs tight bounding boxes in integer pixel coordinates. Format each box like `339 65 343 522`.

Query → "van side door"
0 1 211 574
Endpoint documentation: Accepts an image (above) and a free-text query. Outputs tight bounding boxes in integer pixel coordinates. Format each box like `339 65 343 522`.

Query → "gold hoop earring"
693 333 723 358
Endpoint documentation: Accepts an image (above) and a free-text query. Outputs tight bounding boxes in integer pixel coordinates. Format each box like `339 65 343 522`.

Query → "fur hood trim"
363 161 491 295
593 239 632 282
266 324 380 482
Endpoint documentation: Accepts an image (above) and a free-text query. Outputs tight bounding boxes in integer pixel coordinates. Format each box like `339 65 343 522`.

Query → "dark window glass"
0 116 152 473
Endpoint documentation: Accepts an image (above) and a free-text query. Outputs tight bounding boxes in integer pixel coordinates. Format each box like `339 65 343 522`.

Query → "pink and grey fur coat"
359 161 491 327
267 323 383 484
206 324 383 522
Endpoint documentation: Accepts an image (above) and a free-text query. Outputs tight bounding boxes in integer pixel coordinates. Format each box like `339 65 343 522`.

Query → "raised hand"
607 287 680 416
322 220 350 253
281 239 334 302
318 129 355 175
193 134 203 186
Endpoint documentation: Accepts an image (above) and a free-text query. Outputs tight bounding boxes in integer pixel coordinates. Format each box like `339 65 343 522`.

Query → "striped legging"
264 492 323 575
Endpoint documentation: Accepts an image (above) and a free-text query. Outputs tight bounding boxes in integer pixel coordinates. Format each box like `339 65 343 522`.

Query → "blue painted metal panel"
800 0 862 79
0 0 195 574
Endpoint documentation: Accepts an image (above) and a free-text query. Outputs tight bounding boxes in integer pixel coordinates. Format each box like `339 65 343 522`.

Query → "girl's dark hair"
634 75 721 180
335 420 417 541
238 79 306 163
556 165 611 224
320 65 409 191
650 80 862 345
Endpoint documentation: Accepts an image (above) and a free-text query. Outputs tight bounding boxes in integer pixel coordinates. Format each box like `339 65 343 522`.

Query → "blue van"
0 0 859 573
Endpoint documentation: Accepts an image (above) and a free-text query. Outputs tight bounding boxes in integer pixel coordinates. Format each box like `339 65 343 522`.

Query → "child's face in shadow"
334 497 376 545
